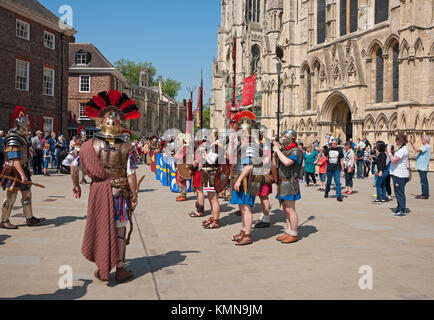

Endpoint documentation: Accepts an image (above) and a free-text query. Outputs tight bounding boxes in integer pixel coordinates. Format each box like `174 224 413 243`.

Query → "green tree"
114 58 157 86
162 78 182 98
202 97 211 128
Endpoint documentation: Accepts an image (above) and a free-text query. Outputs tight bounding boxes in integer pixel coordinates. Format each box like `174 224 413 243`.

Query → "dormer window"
75 50 90 66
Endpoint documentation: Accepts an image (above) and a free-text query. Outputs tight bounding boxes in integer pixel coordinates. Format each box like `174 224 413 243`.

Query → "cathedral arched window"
306 67 312 110
246 0 260 23
392 43 399 101
375 0 389 24
251 45 260 74
376 48 384 103
317 0 326 44
340 0 358 36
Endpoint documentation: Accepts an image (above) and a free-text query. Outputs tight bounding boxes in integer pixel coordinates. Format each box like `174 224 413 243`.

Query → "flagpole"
200 69 203 129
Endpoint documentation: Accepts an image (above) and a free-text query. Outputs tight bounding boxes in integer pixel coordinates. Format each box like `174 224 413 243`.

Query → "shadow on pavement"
138 189 156 193
388 207 412 214
0 235 11 246
1 279 92 300
31 216 87 231
108 250 200 288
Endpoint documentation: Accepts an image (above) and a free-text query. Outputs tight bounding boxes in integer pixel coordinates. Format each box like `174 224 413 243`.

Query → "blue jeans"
418 170 429 197
357 160 364 178
325 169 342 198
392 175 408 213
344 168 354 188
376 171 388 201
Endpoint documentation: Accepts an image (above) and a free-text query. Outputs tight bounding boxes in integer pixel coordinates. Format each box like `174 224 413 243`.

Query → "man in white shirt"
387 134 409 217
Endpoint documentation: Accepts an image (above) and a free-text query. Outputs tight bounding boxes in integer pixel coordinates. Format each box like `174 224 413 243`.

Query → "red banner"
241 74 256 107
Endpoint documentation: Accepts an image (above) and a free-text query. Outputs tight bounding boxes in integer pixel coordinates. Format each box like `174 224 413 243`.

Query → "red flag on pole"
242 74 256 107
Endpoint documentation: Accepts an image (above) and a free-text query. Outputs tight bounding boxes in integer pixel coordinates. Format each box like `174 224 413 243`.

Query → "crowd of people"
292 133 431 216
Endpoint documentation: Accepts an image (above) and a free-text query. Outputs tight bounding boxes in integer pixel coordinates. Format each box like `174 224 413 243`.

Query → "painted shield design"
215 164 230 194
177 163 192 180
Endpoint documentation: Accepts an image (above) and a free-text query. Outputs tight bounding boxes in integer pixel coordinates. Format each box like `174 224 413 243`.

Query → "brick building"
0 0 76 135
67 43 129 138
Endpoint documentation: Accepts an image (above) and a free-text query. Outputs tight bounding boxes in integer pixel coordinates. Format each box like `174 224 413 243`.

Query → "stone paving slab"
0 165 433 300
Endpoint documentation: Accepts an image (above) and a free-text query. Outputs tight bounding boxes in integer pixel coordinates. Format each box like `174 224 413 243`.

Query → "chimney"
158 76 163 95
139 68 150 88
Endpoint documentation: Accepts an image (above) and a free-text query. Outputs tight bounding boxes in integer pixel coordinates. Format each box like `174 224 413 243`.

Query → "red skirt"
256 183 272 197
193 171 201 188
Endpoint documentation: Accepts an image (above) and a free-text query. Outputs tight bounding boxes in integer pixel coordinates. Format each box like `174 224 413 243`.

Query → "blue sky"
40 0 221 103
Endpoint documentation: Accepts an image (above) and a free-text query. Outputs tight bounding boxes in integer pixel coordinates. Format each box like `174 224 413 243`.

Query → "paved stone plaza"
0 165 433 300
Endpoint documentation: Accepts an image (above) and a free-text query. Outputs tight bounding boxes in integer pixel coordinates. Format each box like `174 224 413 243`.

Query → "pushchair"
60 150 74 174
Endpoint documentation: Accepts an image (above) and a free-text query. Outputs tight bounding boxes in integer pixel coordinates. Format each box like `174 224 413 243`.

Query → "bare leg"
283 200 298 235
196 187 204 207
236 205 253 245
207 192 220 221
240 205 252 235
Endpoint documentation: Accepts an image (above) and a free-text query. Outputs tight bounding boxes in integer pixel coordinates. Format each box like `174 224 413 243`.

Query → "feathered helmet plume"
84 90 140 140
238 110 256 135
84 90 140 120
14 106 29 124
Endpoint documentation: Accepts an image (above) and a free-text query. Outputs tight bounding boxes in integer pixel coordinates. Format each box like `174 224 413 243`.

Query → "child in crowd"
315 151 328 191
43 143 50 176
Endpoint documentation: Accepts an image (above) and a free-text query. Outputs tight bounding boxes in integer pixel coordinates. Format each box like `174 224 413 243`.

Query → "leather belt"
279 177 294 181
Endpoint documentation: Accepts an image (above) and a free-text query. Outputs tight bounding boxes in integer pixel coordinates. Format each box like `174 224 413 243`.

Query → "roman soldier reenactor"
254 125 273 229
0 106 46 229
272 129 303 244
174 133 191 202
70 90 140 283
188 132 206 217
230 111 259 246
200 129 225 229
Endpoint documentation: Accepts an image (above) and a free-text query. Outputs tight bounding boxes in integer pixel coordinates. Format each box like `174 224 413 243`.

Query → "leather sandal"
0 220 18 230
189 210 205 217
232 230 245 242
204 219 220 229
235 234 252 246
202 217 213 226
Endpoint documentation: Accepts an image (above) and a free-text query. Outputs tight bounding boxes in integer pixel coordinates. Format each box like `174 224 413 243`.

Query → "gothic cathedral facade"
211 0 433 165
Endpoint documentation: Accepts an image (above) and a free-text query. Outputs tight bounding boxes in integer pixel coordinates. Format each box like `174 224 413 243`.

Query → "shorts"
319 173 326 182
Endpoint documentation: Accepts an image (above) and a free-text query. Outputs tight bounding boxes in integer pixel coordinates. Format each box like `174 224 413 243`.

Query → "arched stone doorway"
321 92 353 143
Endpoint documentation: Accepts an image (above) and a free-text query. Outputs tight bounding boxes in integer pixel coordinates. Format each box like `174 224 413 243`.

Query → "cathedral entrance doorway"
321 92 353 143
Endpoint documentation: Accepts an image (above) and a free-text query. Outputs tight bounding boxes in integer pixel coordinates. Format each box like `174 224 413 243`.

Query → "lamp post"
274 46 285 140
275 58 282 140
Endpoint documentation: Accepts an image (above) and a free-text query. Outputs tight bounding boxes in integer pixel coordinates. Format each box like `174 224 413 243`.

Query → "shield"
248 174 264 196
215 164 230 194
177 163 192 180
